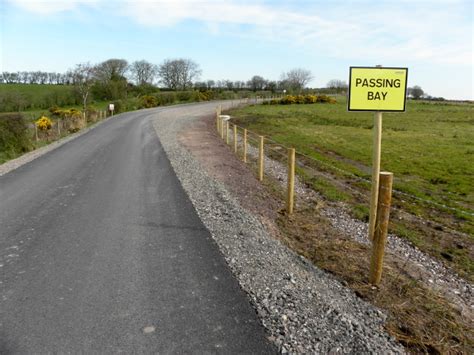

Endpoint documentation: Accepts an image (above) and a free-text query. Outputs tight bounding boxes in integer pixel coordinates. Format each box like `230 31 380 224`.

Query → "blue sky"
1 0 472 99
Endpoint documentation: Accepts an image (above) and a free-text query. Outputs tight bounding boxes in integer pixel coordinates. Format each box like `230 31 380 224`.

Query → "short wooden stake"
243 129 247 163
233 125 238 153
221 119 225 140
35 124 38 142
368 111 383 241
287 148 296 214
226 121 230 145
258 136 264 181
369 172 393 285
57 120 61 136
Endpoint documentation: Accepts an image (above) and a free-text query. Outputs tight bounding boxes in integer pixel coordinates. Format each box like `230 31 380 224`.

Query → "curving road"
0 103 274 353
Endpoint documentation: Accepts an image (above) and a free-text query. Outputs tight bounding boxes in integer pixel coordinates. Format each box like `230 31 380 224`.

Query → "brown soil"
178 115 474 354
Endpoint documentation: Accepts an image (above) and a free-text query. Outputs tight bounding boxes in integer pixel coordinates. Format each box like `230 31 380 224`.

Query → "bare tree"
281 68 313 92
158 58 201 90
129 60 158 86
71 63 96 109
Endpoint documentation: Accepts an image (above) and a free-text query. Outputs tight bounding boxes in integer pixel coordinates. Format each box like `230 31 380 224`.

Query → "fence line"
30 110 109 143
237 123 473 218
217 116 473 237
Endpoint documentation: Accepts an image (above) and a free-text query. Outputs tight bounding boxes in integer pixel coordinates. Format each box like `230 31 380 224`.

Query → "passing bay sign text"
348 67 408 112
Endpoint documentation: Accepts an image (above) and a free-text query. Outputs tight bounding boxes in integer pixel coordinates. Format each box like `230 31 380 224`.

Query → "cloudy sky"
1 0 472 99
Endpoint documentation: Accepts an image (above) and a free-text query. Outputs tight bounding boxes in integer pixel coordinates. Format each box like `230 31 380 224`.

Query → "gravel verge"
243 140 473 317
151 105 404 354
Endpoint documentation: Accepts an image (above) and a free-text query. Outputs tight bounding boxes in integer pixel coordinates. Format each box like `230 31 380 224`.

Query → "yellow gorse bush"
264 95 336 105
36 116 52 131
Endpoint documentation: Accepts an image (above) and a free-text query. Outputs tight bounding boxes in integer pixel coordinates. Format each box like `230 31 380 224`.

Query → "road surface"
0 103 274 353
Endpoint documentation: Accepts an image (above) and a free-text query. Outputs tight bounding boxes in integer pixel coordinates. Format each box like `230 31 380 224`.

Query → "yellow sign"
348 67 408 111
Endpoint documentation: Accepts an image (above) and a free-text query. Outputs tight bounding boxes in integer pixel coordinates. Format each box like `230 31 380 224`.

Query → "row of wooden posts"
34 110 109 141
216 109 296 215
215 106 394 286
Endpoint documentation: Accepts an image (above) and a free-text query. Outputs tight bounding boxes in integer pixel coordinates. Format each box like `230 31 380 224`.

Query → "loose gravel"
243 140 473 317
151 103 404 354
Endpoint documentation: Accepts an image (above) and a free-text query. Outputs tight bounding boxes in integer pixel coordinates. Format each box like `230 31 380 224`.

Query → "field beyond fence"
222 97 473 282
215 98 474 352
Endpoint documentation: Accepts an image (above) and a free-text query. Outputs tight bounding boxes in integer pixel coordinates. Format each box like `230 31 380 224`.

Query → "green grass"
229 98 474 280
0 83 78 112
230 98 474 218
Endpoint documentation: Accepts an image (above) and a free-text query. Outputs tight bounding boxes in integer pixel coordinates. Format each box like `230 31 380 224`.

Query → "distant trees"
280 68 313 93
93 59 129 100
94 59 129 83
408 85 424 100
247 75 267 91
129 60 158 86
326 79 348 92
158 58 201 90
1 71 71 85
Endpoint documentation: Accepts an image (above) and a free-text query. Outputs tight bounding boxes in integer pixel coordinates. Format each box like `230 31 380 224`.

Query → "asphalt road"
0 104 274 353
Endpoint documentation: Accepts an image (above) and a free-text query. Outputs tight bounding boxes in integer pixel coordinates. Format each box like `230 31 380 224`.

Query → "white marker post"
109 103 115 117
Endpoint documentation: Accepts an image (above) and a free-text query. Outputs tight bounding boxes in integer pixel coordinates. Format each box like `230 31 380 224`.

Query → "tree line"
2 57 431 112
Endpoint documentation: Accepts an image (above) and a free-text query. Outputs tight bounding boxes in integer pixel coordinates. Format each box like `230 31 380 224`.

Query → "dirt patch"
178 115 474 353
178 117 282 237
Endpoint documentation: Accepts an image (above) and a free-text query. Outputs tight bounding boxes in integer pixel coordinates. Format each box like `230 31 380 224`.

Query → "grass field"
228 98 474 280
0 83 78 112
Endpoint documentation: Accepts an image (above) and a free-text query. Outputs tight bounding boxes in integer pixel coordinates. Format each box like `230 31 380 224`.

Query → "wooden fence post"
35 124 38 142
57 119 61 136
226 121 230 145
221 119 225 140
243 129 247 163
369 172 393 285
233 125 238 153
287 148 296 214
258 136 264 181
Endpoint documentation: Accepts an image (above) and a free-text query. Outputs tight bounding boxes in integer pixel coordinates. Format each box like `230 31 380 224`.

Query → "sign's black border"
347 66 409 112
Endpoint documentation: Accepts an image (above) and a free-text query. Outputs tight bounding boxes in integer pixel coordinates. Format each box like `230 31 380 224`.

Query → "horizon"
1 0 472 100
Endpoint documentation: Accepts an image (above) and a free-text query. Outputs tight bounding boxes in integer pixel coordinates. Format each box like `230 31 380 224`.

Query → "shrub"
111 100 125 113
295 95 305 104
280 95 296 105
85 108 98 123
0 113 32 159
154 92 177 106
36 116 52 131
49 105 62 116
304 95 318 104
198 91 211 101
176 91 193 102
141 95 158 108
317 95 336 103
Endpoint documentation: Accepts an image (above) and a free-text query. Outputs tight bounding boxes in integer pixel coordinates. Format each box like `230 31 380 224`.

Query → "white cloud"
8 0 99 14
9 0 472 66
115 0 472 66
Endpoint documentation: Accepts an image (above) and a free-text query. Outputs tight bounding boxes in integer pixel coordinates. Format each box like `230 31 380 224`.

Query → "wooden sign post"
348 65 407 284
348 65 408 242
